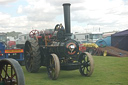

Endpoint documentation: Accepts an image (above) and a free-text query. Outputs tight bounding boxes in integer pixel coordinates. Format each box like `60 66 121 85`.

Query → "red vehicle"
76 40 87 53
7 41 16 49
79 43 86 53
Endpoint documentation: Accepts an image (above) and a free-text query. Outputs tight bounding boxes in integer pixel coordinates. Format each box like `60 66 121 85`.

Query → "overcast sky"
0 0 128 34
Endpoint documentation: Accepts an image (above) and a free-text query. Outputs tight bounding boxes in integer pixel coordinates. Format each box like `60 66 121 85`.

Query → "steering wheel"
29 30 39 38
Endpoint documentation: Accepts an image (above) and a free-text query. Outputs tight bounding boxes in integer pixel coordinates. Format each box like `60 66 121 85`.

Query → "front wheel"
47 54 60 80
0 58 25 85
79 52 94 76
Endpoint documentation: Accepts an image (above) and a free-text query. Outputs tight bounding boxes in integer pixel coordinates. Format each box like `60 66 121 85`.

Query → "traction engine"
24 3 94 80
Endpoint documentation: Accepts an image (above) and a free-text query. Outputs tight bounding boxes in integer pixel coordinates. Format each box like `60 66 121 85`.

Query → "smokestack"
63 3 71 34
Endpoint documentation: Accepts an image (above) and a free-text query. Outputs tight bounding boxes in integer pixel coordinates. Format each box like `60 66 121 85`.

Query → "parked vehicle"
7 36 16 49
88 32 103 43
73 32 103 43
76 40 87 53
16 34 30 49
24 3 94 80
0 33 24 65
0 33 7 48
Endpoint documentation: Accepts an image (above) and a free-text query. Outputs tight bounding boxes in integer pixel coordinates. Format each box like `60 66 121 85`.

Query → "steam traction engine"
24 3 94 80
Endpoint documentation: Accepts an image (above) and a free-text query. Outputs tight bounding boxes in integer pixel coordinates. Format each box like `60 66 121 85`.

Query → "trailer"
0 33 24 65
73 32 103 43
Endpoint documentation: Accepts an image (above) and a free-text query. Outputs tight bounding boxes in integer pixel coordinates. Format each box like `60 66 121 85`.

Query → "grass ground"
23 56 128 85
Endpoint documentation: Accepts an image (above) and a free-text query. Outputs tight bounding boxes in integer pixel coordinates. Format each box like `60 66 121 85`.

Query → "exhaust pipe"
63 3 71 34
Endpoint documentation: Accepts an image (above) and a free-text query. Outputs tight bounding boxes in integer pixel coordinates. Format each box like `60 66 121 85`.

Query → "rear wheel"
24 39 41 72
47 54 60 80
0 58 25 85
79 52 94 76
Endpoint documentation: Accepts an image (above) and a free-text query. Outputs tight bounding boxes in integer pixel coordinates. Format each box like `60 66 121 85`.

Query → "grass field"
23 56 128 85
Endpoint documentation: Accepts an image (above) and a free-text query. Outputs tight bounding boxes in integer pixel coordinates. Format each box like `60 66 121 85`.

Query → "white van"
16 34 30 49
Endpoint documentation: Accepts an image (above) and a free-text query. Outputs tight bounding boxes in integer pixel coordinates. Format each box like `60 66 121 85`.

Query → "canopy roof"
112 29 128 36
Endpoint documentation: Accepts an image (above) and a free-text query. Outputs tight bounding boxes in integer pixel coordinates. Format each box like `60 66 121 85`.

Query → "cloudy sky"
0 0 128 34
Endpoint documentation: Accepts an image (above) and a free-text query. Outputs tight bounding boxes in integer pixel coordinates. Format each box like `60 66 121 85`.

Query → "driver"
54 23 65 31
60 23 64 30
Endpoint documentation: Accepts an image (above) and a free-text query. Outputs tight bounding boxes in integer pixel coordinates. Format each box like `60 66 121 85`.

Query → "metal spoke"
82 67 85 73
86 66 89 72
9 73 16 80
11 65 13 77
3 65 10 78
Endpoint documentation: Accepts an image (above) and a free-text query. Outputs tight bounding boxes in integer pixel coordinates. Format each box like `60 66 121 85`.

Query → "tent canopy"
111 29 128 51
112 29 128 36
